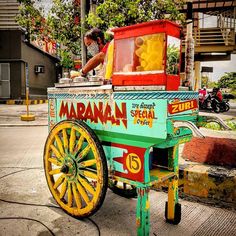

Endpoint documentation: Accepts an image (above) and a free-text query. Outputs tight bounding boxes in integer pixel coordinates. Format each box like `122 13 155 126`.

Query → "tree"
208 81 218 89
16 0 82 68
16 0 48 41
87 0 185 31
47 0 82 56
201 75 209 88
218 72 236 90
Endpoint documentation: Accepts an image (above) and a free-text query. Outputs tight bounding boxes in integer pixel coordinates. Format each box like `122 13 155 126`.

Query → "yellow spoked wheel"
44 120 108 218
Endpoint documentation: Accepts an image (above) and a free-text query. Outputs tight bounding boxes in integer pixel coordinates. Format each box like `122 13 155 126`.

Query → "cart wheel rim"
44 120 107 217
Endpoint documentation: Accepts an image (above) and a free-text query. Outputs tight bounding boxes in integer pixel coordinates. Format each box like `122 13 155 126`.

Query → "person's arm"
82 51 106 75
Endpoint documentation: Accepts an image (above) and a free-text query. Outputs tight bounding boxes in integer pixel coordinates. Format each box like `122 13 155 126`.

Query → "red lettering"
69 103 77 119
115 102 127 128
104 103 117 125
58 101 127 128
59 101 69 118
94 102 104 123
84 102 94 122
76 103 85 119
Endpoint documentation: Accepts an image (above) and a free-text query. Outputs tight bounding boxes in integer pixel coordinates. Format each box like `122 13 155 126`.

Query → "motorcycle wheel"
213 104 220 113
225 104 230 112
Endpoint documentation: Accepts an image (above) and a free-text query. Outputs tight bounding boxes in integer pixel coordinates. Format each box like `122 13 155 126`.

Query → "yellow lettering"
185 102 191 110
172 104 179 113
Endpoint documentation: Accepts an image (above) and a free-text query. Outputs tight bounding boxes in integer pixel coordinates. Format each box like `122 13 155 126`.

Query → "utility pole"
81 0 86 66
185 0 194 89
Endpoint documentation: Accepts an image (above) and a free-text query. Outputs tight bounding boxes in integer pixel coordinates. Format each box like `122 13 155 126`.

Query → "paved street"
0 111 235 235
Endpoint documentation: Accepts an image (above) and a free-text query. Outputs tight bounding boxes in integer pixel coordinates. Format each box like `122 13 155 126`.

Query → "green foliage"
208 81 218 89
47 0 81 55
16 0 82 68
166 44 180 74
205 120 236 131
201 75 219 89
58 49 75 69
16 0 47 41
87 0 185 30
201 75 209 88
218 72 236 89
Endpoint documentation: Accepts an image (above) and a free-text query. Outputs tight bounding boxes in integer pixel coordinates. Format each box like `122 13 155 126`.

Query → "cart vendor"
71 28 110 78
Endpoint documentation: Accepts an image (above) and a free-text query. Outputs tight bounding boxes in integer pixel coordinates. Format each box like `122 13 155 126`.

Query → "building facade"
0 0 60 99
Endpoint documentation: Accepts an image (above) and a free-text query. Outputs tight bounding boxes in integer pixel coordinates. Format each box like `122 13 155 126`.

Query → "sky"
202 54 236 82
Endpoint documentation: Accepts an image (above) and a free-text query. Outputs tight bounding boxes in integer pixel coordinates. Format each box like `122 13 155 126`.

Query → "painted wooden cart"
44 20 213 235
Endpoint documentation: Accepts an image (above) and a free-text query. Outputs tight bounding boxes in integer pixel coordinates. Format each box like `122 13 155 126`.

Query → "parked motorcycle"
199 94 212 110
211 97 230 113
199 94 230 113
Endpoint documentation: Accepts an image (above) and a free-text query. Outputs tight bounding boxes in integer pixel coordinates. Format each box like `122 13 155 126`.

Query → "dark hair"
85 28 105 44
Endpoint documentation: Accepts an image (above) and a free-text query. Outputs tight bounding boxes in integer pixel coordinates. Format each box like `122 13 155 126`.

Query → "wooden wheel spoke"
76 182 90 205
74 135 84 154
78 176 96 196
60 178 67 199
77 145 91 160
53 175 65 189
67 182 73 207
50 144 62 160
55 134 64 156
81 170 98 180
62 129 68 151
79 159 97 168
49 168 61 175
72 182 82 209
69 128 76 153
48 158 61 167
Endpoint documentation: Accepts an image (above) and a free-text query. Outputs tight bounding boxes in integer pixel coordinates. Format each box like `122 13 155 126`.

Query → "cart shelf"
149 168 175 185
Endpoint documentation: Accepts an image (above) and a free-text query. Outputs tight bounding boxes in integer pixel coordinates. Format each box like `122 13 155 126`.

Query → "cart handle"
199 115 232 130
174 120 205 138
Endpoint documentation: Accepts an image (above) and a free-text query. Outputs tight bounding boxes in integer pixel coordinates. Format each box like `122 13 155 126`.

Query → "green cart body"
44 20 202 235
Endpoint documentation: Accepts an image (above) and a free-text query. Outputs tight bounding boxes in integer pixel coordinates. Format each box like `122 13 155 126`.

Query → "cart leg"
136 187 150 236
166 145 181 224
167 176 178 220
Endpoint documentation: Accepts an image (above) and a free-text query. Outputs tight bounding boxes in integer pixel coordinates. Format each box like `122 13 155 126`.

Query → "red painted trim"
113 20 181 39
112 73 166 86
166 75 180 91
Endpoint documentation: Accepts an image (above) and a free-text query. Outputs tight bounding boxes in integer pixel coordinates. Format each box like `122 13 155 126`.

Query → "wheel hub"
60 165 69 174
61 156 77 179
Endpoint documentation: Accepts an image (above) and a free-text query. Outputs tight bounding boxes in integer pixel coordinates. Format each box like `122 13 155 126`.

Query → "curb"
154 162 236 208
0 99 48 105
179 163 236 205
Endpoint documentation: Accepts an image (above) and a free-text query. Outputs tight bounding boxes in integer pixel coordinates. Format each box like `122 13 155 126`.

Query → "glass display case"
112 20 182 91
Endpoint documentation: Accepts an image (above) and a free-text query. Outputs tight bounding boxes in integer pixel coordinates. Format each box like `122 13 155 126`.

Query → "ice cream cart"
44 20 223 235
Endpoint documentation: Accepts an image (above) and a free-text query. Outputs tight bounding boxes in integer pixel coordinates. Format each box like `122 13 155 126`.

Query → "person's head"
84 28 105 56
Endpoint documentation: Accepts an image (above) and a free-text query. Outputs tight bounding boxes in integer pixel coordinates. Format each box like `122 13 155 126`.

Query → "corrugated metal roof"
181 0 235 14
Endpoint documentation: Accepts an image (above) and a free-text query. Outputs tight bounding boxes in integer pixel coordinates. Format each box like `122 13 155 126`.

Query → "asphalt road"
0 125 236 236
